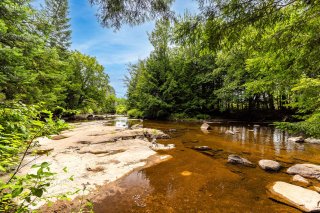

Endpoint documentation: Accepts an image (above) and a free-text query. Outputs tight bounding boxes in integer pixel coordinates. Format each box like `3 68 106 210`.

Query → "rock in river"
287 136 304 143
192 146 212 151
227 154 254 167
225 130 235 135
201 123 211 130
267 181 320 212
287 164 320 180
305 138 320 144
258 159 281 171
292 174 310 187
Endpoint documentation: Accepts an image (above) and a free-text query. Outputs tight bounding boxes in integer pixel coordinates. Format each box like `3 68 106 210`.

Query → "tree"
66 51 115 113
89 0 175 29
44 0 72 50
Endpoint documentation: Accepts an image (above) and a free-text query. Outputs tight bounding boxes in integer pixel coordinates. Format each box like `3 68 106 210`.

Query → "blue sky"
34 0 198 97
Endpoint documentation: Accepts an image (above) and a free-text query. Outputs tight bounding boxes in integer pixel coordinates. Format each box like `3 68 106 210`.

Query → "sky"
34 0 199 97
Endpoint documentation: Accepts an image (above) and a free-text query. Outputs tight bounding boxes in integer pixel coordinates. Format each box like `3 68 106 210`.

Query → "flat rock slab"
267 181 320 212
259 159 281 171
287 164 320 180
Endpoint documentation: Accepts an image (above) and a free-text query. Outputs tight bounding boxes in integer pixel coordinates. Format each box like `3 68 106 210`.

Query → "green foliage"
0 102 68 173
126 1 320 136
0 162 55 212
127 109 143 118
66 51 115 113
44 0 72 50
89 0 174 29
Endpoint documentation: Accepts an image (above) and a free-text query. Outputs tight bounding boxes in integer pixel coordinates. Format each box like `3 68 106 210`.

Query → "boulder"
287 164 320 180
201 123 211 130
227 154 254 167
267 181 320 212
287 136 304 143
305 138 320 144
225 130 235 135
258 160 281 171
292 174 310 187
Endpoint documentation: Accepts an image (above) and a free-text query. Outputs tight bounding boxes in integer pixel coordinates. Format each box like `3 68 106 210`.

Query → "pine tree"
44 0 72 50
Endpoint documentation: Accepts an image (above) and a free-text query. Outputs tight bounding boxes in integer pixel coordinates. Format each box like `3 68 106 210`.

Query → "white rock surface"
292 174 310 186
267 181 320 212
288 136 304 143
200 123 211 130
287 164 320 180
17 121 172 208
258 160 281 171
305 138 320 144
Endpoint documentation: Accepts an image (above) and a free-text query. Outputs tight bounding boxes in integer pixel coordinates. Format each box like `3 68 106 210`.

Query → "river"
93 120 320 212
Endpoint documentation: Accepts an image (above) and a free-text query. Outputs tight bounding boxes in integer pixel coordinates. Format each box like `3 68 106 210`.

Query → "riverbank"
17 121 172 210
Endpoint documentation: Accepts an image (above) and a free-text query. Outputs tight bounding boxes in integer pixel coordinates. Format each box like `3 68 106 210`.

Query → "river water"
94 120 320 212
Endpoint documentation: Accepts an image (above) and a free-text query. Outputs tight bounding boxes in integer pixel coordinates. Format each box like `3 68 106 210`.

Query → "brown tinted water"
94 121 320 213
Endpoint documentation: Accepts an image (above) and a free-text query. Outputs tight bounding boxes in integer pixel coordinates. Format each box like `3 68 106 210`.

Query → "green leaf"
12 187 23 198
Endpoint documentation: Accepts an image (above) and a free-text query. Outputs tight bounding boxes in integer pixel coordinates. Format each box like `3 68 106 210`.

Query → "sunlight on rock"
181 171 192 176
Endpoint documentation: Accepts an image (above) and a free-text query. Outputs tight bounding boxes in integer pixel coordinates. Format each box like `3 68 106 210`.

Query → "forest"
125 0 320 137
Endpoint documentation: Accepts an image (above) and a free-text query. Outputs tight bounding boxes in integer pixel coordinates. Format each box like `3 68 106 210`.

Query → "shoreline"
16 121 172 210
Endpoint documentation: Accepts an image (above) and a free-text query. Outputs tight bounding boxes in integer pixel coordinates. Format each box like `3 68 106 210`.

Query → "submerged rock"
192 146 212 151
287 136 304 143
292 175 310 187
267 181 320 212
200 123 211 130
305 138 320 144
287 164 320 180
258 160 281 171
227 154 254 167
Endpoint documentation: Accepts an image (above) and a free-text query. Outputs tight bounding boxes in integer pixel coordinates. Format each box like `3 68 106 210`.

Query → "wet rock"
73 114 88 120
287 164 320 180
312 184 320 193
200 123 211 130
131 124 143 129
267 181 320 212
143 129 170 139
292 175 310 187
288 136 304 143
305 138 320 144
258 160 281 171
192 146 212 151
94 115 105 120
227 154 254 167
225 130 235 135
150 143 175 151
87 114 94 120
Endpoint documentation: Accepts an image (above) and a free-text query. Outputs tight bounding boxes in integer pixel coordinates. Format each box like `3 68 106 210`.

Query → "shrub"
127 108 143 118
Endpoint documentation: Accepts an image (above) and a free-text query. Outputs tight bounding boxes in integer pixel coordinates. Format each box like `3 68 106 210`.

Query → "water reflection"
208 124 305 154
